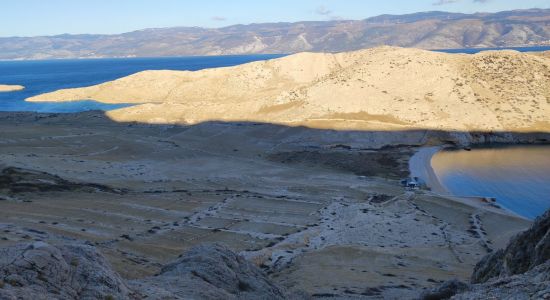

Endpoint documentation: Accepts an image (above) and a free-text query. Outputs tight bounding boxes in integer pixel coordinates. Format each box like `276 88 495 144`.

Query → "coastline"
409 146 529 219
409 146 447 194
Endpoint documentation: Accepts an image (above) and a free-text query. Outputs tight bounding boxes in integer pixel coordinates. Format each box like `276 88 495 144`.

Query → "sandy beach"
409 147 447 194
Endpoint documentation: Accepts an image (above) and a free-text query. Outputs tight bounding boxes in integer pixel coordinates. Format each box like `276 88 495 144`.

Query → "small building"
401 177 421 190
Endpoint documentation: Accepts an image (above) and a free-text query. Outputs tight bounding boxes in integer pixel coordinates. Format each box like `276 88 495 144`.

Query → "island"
0 84 25 92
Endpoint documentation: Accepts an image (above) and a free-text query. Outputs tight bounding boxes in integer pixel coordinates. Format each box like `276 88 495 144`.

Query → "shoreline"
409 146 529 220
409 146 447 194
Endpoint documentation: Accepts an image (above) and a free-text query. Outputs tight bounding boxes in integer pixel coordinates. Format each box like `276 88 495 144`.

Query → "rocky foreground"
0 242 289 299
0 209 548 299
423 209 550 300
28 47 550 132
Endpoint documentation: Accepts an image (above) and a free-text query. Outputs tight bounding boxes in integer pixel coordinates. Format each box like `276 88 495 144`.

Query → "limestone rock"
419 279 470 300
453 261 550 300
131 243 289 300
425 209 550 299
0 242 291 300
471 209 550 283
0 242 130 300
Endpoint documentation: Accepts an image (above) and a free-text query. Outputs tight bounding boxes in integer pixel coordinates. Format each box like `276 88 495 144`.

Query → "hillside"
28 47 550 132
2 9 550 60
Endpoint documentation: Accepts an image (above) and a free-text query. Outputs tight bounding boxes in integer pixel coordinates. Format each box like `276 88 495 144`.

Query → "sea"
430 146 550 220
0 54 285 112
1 46 549 113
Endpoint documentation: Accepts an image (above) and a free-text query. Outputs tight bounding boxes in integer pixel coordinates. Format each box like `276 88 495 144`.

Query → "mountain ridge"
2 9 550 60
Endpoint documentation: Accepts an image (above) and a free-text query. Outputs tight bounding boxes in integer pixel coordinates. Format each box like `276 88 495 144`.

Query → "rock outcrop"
471 209 550 284
0 166 122 197
419 280 470 300
0 243 290 300
421 209 550 300
131 244 289 299
0 242 131 300
452 261 550 300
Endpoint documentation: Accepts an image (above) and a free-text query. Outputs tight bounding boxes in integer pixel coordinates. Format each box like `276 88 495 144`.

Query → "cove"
412 145 550 220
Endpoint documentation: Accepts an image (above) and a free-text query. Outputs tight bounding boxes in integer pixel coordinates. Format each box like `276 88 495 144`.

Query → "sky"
1 0 549 37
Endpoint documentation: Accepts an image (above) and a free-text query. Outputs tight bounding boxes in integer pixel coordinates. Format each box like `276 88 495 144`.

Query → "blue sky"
1 0 549 37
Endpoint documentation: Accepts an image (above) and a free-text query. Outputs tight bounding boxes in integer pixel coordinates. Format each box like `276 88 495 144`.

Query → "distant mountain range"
2 9 550 60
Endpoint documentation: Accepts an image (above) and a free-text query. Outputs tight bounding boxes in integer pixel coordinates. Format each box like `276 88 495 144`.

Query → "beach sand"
409 147 447 194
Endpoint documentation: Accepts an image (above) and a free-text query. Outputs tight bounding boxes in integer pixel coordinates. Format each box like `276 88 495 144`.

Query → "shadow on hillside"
2 110 550 148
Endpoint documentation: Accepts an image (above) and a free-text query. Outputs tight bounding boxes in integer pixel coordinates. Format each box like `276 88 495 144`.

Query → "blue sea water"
430 146 550 220
0 46 549 113
0 54 285 112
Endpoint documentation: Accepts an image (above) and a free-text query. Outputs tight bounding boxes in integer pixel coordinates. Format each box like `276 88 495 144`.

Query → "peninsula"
28 47 550 133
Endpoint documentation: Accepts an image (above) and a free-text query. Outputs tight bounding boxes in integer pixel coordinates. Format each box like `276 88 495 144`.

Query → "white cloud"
315 5 332 16
433 0 491 5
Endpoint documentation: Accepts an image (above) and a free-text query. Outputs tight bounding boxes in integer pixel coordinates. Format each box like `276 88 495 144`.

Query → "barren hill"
28 47 550 132
2 9 550 60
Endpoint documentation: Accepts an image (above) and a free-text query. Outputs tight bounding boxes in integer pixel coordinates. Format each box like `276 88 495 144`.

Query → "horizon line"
1 7 548 39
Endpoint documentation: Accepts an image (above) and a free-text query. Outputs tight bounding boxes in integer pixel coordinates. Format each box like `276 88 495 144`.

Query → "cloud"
433 0 461 5
433 0 491 5
315 5 332 16
211 16 227 22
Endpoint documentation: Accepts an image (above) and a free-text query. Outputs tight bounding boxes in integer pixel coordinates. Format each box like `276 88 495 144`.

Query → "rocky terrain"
1 9 549 60
0 111 537 299
28 47 550 132
0 242 289 299
0 85 24 92
0 164 547 299
422 209 550 299
2 42 550 299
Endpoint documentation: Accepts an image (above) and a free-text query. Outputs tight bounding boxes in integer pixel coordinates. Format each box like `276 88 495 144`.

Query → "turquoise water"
431 146 550 220
0 54 285 112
